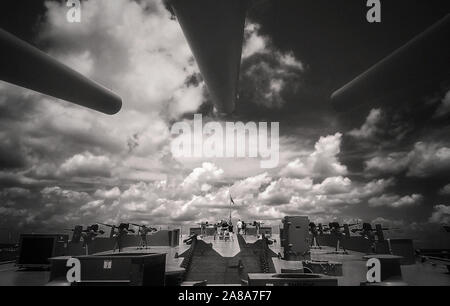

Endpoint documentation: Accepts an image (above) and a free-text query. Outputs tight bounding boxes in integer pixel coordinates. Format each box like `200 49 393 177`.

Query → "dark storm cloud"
239 52 303 111
341 84 450 180
364 142 450 178
0 140 28 170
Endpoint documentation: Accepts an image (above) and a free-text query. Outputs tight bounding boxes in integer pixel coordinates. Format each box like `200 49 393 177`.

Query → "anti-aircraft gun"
351 223 400 253
129 223 158 249
130 223 158 235
98 223 136 253
324 222 360 254
351 223 399 241
64 224 105 255
98 222 136 238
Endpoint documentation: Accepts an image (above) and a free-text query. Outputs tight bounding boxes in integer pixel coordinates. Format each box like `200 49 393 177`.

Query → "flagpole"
229 197 232 223
229 193 233 223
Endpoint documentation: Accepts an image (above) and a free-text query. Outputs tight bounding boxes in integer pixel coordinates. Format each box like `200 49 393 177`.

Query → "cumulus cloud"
0 152 398 231
359 178 395 197
259 177 313 205
371 217 405 228
41 0 202 115
92 166 388 225
242 23 267 58
280 133 347 179
242 23 303 69
182 162 224 192
261 177 393 216
230 172 272 199
368 194 423 208
58 152 112 177
80 200 105 212
348 109 382 139
407 143 450 177
434 90 450 118
312 176 352 195
365 142 450 178
346 107 413 148
0 187 31 199
94 187 121 199
439 184 450 195
365 152 410 176
33 0 201 162
0 0 204 200
429 205 450 224
249 175 393 219
41 186 90 204
240 22 304 110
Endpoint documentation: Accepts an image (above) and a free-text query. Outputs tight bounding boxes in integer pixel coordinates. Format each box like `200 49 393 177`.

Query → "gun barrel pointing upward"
168 0 248 114
0 28 122 115
331 14 450 112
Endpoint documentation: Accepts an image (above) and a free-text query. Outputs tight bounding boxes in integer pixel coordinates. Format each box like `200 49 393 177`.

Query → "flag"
229 194 234 223
230 194 235 205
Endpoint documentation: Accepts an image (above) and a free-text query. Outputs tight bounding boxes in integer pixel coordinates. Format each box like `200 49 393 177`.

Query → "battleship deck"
0 235 449 286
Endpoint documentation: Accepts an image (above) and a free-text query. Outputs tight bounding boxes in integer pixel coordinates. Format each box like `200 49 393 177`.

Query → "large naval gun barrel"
0 28 122 115
331 14 450 112
167 0 249 114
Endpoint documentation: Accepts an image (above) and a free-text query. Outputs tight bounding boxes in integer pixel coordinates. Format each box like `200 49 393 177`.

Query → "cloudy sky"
0 0 449 247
